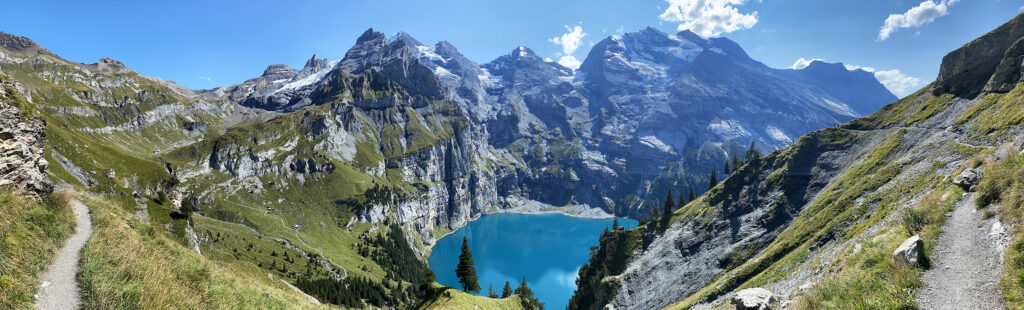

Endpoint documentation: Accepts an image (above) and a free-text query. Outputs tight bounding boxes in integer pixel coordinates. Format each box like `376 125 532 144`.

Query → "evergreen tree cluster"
294 276 390 308
568 228 637 310
515 277 544 310
356 223 428 285
335 184 402 215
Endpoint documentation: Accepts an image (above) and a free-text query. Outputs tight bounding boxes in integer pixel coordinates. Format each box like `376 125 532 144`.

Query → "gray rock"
894 235 925 268
0 91 53 199
732 288 777 310
953 168 981 191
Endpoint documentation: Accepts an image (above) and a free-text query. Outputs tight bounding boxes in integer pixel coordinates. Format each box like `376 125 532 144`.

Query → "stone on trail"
732 287 777 310
894 235 925 268
953 168 981 192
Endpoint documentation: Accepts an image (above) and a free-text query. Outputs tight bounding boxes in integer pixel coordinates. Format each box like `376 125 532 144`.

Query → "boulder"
953 168 981 191
732 288 777 310
894 235 925 268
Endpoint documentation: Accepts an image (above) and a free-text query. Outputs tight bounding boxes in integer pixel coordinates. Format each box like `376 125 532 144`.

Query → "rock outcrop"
936 13 1024 96
0 87 52 199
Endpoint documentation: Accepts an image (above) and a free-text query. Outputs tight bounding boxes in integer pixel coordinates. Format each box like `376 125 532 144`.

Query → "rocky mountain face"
570 13 1024 310
211 27 895 223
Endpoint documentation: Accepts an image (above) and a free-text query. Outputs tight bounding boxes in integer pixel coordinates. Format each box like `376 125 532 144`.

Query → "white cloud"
549 24 586 55
791 58 922 97
873 69 923 97
549 24 587 69
878 0 958 41
198 76 212 82
555 56 582 69
658 0 758 38
790 57 823 69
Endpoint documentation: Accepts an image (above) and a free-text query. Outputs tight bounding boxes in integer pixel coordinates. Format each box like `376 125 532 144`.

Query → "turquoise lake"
427 213 637 310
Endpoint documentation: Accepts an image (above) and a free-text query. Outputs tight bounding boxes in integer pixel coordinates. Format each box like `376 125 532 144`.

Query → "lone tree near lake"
455 236 480 292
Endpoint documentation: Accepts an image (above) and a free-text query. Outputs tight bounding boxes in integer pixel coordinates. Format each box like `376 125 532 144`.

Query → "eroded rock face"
894 235 925 268
0 89 53 199
731 288 777 310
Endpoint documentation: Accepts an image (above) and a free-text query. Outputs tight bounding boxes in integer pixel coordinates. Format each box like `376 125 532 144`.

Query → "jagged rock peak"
511 46 538 59
0 32 38 50
302 54 330 72
676 29 708 43
356 28 387 45
433 41 460 56
389 31 423 46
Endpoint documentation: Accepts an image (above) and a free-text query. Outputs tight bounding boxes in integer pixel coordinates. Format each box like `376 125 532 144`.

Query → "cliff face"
937 13 1024 96
0 85 52 199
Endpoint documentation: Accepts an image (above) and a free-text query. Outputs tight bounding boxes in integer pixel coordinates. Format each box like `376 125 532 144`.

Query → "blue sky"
1 0 1020 96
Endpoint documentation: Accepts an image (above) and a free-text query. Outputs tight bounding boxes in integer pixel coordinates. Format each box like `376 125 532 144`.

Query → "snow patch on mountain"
275 60 338 94
708 119 750 140
765 125 792 143
639 135 674 154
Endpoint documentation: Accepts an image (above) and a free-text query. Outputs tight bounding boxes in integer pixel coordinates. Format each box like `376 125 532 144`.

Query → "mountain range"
197 26 896 222
0 20 925 310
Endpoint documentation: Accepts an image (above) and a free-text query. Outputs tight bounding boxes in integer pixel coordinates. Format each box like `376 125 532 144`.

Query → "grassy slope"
0 191 75 310
77 194 331 310
418 284 524 310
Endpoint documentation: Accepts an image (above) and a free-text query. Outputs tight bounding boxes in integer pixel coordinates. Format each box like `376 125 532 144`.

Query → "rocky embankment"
0 85 52 199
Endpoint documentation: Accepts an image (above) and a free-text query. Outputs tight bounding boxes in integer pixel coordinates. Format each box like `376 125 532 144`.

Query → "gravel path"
917 193 1007 310
35 200 91 310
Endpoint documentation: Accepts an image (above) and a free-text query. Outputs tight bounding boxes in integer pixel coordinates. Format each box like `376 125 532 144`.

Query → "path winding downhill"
35 200 91 310
917 193 1007 310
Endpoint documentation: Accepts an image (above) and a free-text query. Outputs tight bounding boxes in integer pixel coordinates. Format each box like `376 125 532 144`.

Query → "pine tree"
501 281 513 298
708 169 718 190
688 187 696 202
660 189 674 230
612 217 619 230
515 277 544 310
488 283 499 298
724 160 731 174
746 141 761 161
455 237 480 292
732 154 743 171
679 191 686 206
